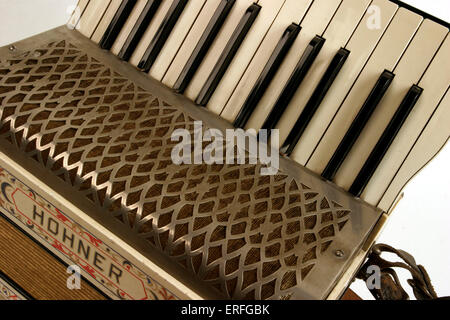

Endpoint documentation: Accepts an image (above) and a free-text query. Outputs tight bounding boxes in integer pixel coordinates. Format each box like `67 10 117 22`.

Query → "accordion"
0 0 448 300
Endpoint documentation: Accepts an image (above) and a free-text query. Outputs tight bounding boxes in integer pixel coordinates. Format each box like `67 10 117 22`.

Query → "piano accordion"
0 0 448 300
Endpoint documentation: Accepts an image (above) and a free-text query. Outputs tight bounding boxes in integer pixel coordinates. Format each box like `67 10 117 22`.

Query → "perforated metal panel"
0 27 382 300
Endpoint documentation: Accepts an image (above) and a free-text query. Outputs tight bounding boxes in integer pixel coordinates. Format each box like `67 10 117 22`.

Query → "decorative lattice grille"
0 40 351 299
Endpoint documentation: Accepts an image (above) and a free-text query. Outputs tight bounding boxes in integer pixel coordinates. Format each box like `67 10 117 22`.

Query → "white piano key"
362 33 450 208
68 0 90 30
306 7 423 175
162 0 224 88
274 0 372 146
128 0 175 67
148 0 207 80
77 0 112 38
242 0 342 131
182 0 259 101
91 0 123 43
335 19 448 191
110 0 149 55
204 0 285 115
290 0 398 166
220 0 313 122
377 88 450 212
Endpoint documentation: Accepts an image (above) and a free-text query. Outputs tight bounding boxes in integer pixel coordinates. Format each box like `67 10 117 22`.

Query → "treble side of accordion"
0 26 385 300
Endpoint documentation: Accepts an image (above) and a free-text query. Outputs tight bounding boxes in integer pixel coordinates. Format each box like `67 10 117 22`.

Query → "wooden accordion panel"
0 27 382 300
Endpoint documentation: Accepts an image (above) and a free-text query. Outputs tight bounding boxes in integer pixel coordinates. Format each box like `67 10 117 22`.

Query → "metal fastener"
372 247 382 255
9 45 16 52
335 250 345 258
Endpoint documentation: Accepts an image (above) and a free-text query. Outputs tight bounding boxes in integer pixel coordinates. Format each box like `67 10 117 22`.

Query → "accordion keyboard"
73 0 450 212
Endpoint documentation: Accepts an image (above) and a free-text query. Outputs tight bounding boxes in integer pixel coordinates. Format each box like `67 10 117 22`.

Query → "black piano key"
118 0 162 61
322 70 395 181
100 0 137 50
233 23 301 129
138 0 189 72
349 85 423 197
260 35 325 133
174 0 236 94
280 48 350 156
195 3 261 106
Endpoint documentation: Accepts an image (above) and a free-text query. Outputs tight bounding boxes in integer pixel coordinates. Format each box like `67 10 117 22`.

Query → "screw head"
9 45 16 52
334 250 345 258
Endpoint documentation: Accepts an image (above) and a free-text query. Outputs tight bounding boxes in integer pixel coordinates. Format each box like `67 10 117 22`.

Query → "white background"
0 0 449 300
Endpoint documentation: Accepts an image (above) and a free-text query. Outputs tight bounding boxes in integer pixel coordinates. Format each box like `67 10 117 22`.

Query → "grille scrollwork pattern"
0 40 351 299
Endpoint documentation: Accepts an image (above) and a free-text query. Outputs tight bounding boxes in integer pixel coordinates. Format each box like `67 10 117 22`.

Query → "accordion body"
0 0 448 300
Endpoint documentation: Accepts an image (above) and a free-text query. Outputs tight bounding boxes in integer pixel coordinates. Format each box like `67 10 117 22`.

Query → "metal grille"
0 39 354 299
